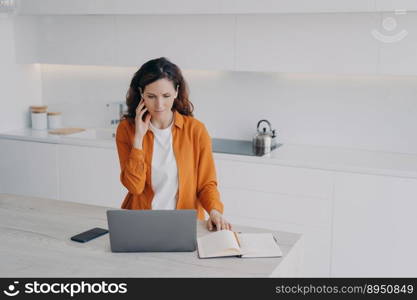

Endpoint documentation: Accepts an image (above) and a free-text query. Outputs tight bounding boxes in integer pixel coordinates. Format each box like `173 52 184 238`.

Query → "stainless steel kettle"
252 119 273 156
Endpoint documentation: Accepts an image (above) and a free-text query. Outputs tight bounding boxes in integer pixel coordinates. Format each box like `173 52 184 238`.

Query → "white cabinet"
37 16 117 66
17 0 223 15
17 0 91 15
15 1 417 75
0 139 126 207
332 172 417 277
377 12 417 76
20 0 409 15
375 0 417 12
216 159 333 198
114 15 235 70
0 139 59 199
57 144 126 208
235 14 380 74
16 6 417 75
215 158 334 277
34 15 234 70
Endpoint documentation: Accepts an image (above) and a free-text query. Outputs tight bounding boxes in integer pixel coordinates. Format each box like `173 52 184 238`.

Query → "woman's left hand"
207 209 232 231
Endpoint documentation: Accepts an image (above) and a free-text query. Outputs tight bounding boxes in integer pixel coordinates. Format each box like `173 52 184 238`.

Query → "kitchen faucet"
106 102 127 126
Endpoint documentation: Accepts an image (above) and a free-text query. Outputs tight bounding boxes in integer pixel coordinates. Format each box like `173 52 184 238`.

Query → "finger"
225 222 230 230
221 220 226 230
138 107 148 119
208 220 213 231
136 100 145 112
136 105 145 115
136 100 143 110
216 220 221 231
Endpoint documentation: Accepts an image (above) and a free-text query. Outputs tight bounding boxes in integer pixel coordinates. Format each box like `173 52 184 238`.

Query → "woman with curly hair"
116 57 232 231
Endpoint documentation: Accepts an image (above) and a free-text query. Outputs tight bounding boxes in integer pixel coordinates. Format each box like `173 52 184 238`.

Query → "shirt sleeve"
115 122 147 195
196 124 224 214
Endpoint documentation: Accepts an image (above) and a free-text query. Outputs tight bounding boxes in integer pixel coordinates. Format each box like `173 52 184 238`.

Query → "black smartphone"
70 227 108 243
142 110 149 121
139 98 149 121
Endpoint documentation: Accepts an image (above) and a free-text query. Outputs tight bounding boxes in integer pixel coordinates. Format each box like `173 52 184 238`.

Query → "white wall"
0 15 42 132
41 64 417 155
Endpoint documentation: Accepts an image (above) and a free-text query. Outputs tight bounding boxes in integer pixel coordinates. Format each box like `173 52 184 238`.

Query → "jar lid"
30 105 48 113
47 112 62 115
30 105 47 109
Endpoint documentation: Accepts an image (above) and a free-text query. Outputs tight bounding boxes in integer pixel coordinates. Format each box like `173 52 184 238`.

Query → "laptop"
106 209 197 252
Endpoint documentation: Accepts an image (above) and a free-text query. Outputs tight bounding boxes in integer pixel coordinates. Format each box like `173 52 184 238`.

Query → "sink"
64 128 116 140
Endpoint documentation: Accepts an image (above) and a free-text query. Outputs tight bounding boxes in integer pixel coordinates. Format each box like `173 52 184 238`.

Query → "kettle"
252 119 273 156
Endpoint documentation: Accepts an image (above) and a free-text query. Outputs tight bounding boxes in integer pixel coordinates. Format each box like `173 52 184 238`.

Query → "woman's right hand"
134 98 151 140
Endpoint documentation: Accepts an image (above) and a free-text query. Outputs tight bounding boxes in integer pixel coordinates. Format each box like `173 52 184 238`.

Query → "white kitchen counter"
1 127 417 179
0 193 303 277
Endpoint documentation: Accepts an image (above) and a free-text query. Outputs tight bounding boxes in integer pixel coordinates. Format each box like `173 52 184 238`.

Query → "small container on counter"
47 112 62 129
30 105 48 130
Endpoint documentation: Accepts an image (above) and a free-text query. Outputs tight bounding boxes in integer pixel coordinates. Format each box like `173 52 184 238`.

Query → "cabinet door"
235 13 379 74
378 13 417 76
37 15 117 66
0 139 59 199
215 158 334 277
219 187 332 277
332 173 417 276
18 0 223 15
57 144 126 208
114 15 235 71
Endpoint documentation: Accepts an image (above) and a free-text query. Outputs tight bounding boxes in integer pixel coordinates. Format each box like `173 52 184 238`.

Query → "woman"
116 57 232 231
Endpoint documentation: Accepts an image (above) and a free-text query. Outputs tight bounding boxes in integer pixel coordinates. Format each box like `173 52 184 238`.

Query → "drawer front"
220 187 332 227
215 159 333 199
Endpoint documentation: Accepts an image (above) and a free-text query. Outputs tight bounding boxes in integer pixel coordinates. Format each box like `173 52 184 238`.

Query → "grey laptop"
106 209 197 252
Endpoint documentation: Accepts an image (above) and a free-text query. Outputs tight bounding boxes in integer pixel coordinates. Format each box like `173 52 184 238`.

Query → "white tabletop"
0 193 303 277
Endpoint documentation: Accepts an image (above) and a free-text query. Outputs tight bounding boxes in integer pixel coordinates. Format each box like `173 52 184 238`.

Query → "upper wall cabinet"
113 15 235 70
37 16 117 66
17 0 224 15
377 12 417 76
235 13 381 74
17 0 417 15
34 15 235 71
14 1 417 75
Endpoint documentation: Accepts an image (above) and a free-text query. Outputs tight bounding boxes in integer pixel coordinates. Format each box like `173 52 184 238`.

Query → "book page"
197 230 241 258
237 233 283 258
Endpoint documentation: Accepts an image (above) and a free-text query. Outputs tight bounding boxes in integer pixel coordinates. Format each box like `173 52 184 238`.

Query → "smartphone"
140 98 149 121
70 227 108 243
142 110 149 121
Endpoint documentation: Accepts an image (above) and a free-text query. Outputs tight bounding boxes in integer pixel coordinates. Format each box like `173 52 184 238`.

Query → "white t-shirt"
149 118 179 210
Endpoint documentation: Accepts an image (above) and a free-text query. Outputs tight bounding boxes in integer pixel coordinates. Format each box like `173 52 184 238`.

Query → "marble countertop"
1 127 417 179
0 193 303 277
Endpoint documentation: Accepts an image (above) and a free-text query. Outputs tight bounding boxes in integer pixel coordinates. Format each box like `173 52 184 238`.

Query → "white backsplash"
40 64 417 155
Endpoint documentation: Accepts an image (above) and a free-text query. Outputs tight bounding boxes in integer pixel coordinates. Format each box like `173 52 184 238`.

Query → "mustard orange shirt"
115 110 224 220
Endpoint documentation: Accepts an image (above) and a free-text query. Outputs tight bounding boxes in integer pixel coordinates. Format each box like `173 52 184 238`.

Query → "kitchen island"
0 193 303 277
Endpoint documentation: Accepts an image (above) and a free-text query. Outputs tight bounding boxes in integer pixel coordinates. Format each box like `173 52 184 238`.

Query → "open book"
197 230 283 258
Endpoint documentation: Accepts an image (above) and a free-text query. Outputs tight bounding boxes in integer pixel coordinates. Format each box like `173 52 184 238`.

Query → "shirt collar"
173 110 184 129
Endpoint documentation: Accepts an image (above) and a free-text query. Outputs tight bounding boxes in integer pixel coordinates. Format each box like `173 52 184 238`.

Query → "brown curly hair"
123 57 194 124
